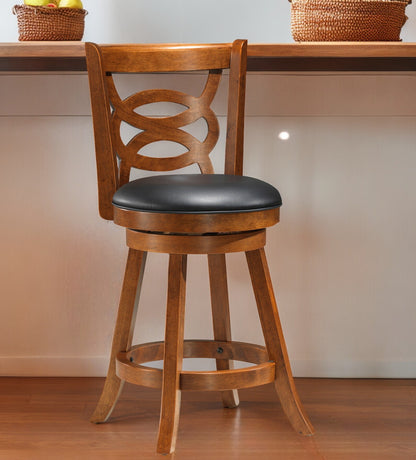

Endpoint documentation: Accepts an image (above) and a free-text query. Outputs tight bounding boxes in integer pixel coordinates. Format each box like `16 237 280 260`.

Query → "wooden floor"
0 378 415 459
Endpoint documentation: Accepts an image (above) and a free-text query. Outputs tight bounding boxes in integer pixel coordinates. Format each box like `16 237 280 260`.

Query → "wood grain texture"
98 43 233 73
106 69 220 181
208 254 239 407
116 353 163 389
5 42 416 72
246 248 314 436
225 39 247 176
85 42 118 220
126 339 269 362
1 377 416 459
157 254 187 454
126 228 266 254
0 41 87 57
115 207 279 234
180 363 276 391
85 41 248 218
248 42 416 58
90 249 147 423
85 40 309 454
115 353 276 392
115 339 273 392
5 41 416 59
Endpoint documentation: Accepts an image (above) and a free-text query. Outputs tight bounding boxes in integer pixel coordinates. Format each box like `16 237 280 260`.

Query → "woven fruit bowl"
290 0 411 41
13 4 87 41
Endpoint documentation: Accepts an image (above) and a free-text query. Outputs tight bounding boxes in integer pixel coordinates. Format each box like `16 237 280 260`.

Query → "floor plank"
0 378 415 459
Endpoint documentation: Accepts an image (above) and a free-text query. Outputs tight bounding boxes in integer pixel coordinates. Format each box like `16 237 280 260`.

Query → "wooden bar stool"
85 39 313 454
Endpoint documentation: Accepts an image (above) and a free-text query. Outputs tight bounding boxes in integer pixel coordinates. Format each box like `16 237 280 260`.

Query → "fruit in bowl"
24 0 55 5
23 0 83 7
58 0 83 7
14 0 86 41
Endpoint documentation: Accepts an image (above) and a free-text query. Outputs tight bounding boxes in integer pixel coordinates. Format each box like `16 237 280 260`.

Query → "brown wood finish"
116 339 275 393
85 42 118 221
1 377 416 459
208 254 239 408
248 42 416 58
106 69 220 182
85 40 248 216
247 43 416 71
99 43 233 73
157 254 187 454
85 40 313 453
115 207 280 234
5 42 416 72
116 353 163 389
0 41 86 57
225 39 247 176
116 348 276 393
90 249 147 423
126 228 266 254
5 41 416 59
180 362 276 391
246 248 314 436
126 339 270 362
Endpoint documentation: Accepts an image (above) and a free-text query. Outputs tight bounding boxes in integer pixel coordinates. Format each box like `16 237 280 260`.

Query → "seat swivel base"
116 339 276 391
126 228 266 254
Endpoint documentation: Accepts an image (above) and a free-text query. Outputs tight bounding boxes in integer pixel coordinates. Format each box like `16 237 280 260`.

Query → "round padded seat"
113 174 282 214
112 174 282 234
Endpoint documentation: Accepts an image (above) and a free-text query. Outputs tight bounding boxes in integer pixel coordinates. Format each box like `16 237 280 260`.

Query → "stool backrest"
85 40 247 220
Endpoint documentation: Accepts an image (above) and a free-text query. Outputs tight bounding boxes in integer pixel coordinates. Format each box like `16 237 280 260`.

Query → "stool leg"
208 254 239 408
157 254 187 454
90 249 147 423
245 248 314 435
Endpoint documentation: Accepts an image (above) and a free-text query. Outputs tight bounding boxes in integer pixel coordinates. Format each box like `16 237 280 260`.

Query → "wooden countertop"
2 41 416 71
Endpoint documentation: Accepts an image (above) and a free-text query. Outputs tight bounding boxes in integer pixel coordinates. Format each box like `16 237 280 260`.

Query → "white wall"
1 0 416 378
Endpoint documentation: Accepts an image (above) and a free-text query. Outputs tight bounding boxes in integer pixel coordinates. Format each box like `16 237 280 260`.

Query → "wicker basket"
13 4 87 41
290 0 410 41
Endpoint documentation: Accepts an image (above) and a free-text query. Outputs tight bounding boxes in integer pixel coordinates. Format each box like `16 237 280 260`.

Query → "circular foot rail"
116 340 276 391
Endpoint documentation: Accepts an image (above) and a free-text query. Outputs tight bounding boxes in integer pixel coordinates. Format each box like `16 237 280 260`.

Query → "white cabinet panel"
3 72 416 117
1 114 416 377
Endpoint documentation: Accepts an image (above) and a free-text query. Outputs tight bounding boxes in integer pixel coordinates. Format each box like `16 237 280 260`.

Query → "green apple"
58 0 83 7
24 0 50 5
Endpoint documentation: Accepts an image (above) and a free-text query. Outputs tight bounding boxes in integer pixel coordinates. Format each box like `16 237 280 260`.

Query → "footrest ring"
116 339 276 391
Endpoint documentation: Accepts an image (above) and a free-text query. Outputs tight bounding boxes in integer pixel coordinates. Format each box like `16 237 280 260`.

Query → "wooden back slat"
225 40 247 176
98 44 233 73
85 40 247 221
85 42 119 220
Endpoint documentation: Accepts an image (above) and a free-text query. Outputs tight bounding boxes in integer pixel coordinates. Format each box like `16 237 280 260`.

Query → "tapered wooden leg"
157 254 187 454
208 254 239 408
90 249 147 423
245 248 314 435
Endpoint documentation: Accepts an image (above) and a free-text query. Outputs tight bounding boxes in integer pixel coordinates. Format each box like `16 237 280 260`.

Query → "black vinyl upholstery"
112 174 282 214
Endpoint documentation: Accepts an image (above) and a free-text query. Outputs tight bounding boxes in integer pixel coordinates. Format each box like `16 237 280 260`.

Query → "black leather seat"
112 174 282 214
